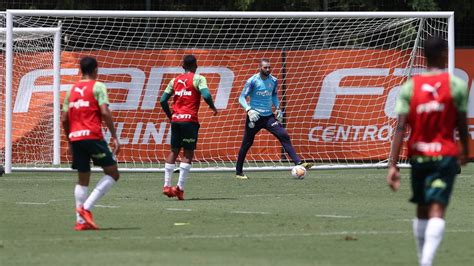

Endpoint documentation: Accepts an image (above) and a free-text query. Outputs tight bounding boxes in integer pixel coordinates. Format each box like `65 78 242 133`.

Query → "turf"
1 165 473 266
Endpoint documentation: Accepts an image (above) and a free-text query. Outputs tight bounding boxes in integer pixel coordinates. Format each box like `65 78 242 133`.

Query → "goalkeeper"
235 59 312 179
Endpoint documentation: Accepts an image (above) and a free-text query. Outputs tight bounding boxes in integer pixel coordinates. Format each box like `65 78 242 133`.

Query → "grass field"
1 165 473 266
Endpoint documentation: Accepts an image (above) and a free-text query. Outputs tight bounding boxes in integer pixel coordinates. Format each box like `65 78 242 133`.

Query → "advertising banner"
4 49 473 163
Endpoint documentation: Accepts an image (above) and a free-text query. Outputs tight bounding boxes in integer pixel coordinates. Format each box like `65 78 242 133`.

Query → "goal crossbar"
7 10 454 18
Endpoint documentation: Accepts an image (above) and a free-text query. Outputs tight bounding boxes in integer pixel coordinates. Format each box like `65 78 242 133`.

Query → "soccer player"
61 56 121 231
236 59 312 179
160 55 218 200
387 37 469 266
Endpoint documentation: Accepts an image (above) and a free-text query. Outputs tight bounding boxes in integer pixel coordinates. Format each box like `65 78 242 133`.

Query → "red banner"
3 49 473 163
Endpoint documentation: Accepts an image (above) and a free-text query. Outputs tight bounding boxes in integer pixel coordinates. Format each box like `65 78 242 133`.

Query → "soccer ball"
291 165 306 179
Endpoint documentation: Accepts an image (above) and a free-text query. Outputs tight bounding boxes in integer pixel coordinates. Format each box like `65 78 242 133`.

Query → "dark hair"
424 36 447 62
260 58 270 65
182 55 197 71
80 56 98 76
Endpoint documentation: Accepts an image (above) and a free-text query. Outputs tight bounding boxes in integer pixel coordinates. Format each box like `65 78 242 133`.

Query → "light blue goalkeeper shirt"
239 73 279 116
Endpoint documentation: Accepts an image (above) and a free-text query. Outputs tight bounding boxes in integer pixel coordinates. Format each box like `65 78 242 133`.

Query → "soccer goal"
2 10 454 173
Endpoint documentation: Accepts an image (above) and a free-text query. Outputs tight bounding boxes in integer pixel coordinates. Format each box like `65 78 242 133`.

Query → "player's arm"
451 76 469 165
389 115 407 166
387 79 413 191
272 80 283 122
195 75 217 115
239 78 253 111
61 90 71 141
457 112 469 165
160 79 174 120
239 78 259 122
95 82 120 155
272 79 279 109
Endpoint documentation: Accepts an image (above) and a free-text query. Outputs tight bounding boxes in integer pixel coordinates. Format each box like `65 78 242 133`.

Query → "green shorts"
71 139 117 172
409 156 458 206
170 122 200 150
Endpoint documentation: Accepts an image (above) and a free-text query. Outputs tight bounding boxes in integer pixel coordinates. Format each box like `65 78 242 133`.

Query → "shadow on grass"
186 197 238 201
98 227 141 231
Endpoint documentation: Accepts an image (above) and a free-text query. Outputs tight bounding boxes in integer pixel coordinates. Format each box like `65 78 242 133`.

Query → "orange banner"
3 49 474 164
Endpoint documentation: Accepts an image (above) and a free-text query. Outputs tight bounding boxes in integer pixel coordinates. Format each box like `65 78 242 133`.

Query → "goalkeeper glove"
247 109 260 122
275 109 283 123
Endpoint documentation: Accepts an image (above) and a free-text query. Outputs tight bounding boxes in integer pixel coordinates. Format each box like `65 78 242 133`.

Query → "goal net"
2 11 453 172
1 13 62 172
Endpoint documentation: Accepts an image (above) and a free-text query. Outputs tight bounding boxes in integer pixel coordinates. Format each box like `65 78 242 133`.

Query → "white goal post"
2 10 454 173
1 16 62 174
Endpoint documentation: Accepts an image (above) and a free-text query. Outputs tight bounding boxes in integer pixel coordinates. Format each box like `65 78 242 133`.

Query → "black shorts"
71 139 117 172
170 122 200 150
409 156 458 206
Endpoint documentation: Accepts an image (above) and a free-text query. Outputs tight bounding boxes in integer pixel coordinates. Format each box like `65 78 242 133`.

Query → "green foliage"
447 0 474 20
329 0 379 11
408 0 439 11
235 0 255 10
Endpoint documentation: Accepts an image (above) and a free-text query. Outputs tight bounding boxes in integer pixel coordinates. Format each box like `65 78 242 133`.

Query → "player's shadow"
99 227 141 231
186 197 237 201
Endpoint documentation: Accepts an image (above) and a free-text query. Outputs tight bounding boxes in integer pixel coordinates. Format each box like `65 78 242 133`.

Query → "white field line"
315 215 352 218
17 202 119 208
166 208 193 212
241 193 319 198
396 219 412 222
16 202 49 205
3 229 473 243
231 211 270 214
3 178 73 181
174 223 190 226
16 199 68 205
94 205 120 208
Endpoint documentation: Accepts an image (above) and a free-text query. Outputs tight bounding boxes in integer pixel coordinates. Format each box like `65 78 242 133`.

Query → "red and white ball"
291 165 307 179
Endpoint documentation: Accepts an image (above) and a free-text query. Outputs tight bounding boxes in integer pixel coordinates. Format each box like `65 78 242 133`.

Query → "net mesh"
1 13 449 170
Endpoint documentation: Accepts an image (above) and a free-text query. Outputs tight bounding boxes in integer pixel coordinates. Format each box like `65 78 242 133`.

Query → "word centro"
308 125 474 142
308 125 393 142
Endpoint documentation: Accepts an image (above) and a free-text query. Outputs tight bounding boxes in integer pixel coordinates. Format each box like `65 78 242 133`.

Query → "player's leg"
410 159 429 263
83 140 119 212
413 204 429 264
163 148 180 197
77 140 118 228
236 117 264 179
70 141 94 230
172 122 199 200
264 116 311 169
164 122 181 195
419 157 457 266
421 203 446 266
172 149 193 200
75 171 90 229
177 149 193 191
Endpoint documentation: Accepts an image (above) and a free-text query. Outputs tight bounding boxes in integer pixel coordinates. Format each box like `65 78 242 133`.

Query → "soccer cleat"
75 222 97 231
171 186 184 200
235 174 249 180
299 162 314 170
76 206 99 230
162 186 175 198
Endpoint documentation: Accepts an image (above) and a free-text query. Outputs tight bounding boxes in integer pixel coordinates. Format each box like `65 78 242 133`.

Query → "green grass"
1 165 473 266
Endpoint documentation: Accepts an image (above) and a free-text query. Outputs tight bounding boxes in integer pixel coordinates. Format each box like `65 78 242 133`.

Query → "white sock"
83 175 116 211
74 185 88 223
413 218 428 263
177 162 192 190
164 163 175 187
421 217 445 266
